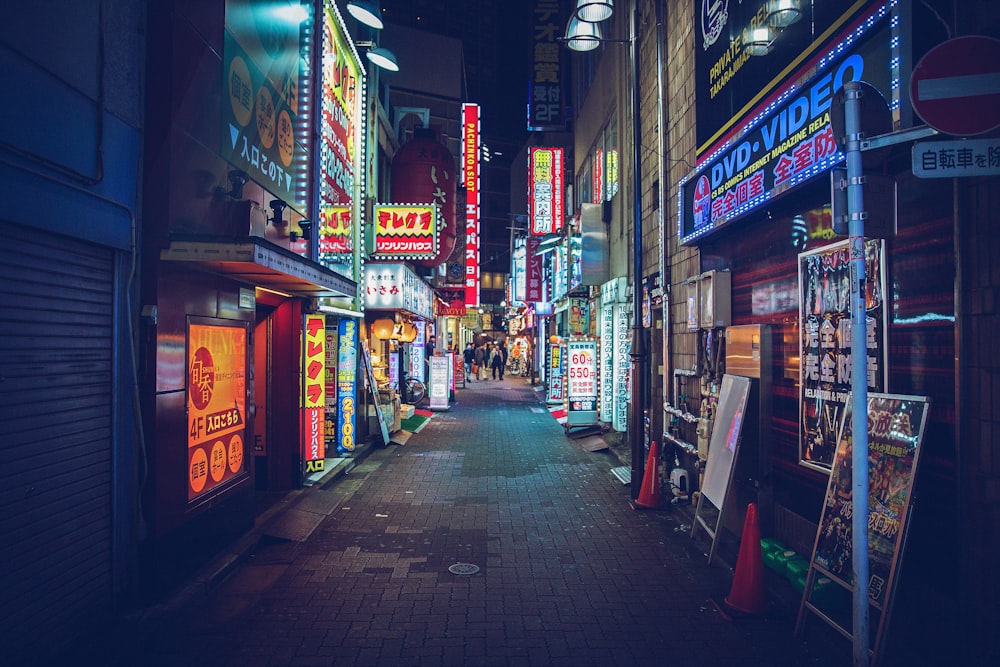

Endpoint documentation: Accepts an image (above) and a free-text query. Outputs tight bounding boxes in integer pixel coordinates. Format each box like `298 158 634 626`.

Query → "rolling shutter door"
0 222 115 660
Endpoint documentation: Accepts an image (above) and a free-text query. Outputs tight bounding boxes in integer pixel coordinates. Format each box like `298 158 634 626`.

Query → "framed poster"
186 318 249 502
799 393 930 659
798 239 887 470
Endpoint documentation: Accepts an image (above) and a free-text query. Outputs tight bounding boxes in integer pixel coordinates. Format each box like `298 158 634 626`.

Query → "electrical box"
698 270 731 329
725 324 770 379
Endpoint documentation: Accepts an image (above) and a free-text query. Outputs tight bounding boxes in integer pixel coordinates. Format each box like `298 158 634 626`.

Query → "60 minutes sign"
567 339 598 409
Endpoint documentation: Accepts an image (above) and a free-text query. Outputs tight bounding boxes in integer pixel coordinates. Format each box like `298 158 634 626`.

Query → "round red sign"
910 36 1000 136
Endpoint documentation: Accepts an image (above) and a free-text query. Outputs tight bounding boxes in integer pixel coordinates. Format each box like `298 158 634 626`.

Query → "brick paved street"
76 378 850 666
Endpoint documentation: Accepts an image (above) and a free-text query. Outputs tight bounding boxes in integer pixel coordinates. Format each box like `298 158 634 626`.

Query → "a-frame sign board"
691 374 752 565
795 393 930 665
360 340 389 446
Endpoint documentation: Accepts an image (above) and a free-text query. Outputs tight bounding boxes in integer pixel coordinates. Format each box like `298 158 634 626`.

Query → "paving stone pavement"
75 378 852 666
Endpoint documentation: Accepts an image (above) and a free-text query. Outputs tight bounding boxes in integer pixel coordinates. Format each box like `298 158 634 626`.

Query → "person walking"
490 343 504 380
463 343 476 381
475 343 487 380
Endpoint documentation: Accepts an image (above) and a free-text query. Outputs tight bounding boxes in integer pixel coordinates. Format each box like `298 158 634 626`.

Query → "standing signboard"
428 355 451 411
797 394 930 662
566 338 599 429
336 319 359 452
360 339 388 446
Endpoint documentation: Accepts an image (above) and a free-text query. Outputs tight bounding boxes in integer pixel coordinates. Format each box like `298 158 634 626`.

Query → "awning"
160 238 356 298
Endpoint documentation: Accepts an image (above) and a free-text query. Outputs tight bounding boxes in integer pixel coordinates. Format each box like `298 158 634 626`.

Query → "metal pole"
844 80 870 666
628 0 648 499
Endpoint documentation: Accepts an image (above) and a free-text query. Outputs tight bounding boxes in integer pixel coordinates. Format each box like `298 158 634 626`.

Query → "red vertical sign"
303 314 326 471
463 103 481 307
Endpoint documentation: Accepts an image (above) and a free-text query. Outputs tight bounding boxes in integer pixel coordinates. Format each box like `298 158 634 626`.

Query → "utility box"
698 270 731 329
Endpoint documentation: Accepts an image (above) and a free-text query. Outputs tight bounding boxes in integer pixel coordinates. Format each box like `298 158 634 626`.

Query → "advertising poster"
567 339 598 414
222 0 311 213
613 303 632 432
428 356 451 410
546 343 564 403
799 239 886 470
187 321 248 501
336 319 358 452
599 304 615 423
302 315 325 470
812 394 930 607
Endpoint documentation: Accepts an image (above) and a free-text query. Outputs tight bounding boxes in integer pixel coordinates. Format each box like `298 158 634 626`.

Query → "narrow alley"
72 378 849 667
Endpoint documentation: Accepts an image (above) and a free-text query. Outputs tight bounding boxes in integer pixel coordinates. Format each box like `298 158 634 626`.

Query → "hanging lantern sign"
371 204 440 260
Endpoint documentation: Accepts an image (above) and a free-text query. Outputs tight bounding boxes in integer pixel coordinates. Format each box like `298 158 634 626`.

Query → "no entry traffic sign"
910 36 1000 136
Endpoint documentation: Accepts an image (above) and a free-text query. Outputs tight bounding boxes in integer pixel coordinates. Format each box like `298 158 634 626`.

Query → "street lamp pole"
626 1 647 500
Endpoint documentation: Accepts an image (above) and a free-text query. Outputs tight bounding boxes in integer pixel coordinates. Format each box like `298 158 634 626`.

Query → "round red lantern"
390 128 457 268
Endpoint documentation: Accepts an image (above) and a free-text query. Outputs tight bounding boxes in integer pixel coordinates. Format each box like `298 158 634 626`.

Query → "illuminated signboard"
319 3 364 277
463 103 481 307
525 236 543 303
187 320 248 501
592 149 604 204
222 0 311 213
695 0 871 156
567 339 598 413
680 1 897 244
529 147 565 235
363 263 434 320
372 204 439 260
613 303 631 432
546 343 565 403
336 318 358 453
528 0 565 131
599 303 614 423
302 315 326 471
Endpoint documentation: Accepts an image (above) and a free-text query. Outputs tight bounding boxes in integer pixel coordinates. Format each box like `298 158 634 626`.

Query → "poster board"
798 239 887 470
360 340 389 445
796 393 930 661
566 338 598 429
428 355 451 411
690 374 751 565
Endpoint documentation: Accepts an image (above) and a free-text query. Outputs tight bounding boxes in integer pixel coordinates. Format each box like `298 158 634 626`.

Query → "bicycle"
401 374 427 405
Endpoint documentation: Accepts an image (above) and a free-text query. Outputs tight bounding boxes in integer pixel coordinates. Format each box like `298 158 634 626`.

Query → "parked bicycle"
401 374 427 405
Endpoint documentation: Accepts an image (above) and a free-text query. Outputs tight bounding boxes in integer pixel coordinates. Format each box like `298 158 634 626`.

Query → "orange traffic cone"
724 503 768 615
631 441 661 510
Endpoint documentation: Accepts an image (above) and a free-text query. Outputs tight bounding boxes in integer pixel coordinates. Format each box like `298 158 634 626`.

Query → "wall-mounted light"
218 169 249 199
767 0 803 28
575 0 614 22
563 15 603 52
268 199 288 226
364 45 399 72
347 0 384 30
744 25 774 56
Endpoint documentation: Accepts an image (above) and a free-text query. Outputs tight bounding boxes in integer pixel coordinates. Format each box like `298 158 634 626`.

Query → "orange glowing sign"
187 321 248 501
372 204 438 259
303 314 326 471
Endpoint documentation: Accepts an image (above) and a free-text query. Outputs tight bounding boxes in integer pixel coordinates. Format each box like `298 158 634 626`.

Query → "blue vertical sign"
336 319 358 452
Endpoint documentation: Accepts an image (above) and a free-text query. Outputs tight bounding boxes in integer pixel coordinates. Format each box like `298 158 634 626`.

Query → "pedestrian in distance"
475 343 488 380
490 343 504 380
463 343 476 381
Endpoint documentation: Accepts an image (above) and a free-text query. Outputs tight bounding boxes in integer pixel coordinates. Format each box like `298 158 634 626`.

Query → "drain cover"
448 562 480 575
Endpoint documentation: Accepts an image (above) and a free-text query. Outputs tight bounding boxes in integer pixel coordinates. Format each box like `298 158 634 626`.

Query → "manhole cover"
448 563 480 575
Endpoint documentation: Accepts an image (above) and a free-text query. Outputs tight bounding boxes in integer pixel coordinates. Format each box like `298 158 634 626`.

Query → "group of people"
463 341 507 381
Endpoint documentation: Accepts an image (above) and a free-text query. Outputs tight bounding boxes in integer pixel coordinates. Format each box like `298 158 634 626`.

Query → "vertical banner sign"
302 315 326 471
324 324 338 445
187 321 248 502
528 0 565 131
222 0 310 212
529 147 565 235
319 4 364 274
546 343 565 403
799 239 886 470
812 394 930 607
599 303 615 423
525 236 543 302
567 339 598 413
613 303 631 432
463 103 481 307
336 319 358 452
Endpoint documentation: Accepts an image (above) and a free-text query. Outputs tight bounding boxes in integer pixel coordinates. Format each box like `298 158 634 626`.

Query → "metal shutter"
0 222 115 660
